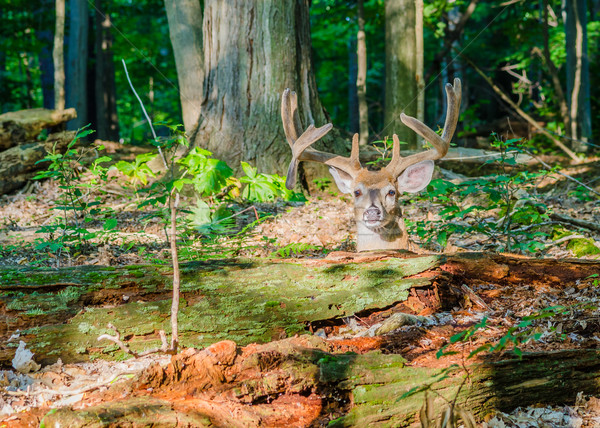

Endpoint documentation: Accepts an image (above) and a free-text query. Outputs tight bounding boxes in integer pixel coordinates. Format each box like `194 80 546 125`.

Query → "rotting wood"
0 108 76 150
0 131 75 194
8 336 600 427
1 253 598 368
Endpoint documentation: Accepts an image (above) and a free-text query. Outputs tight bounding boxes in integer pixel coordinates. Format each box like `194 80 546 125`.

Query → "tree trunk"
53 0 66 111
36 0 55 110
356 0 369 145
415 0 424 123
564 0 593 151
94 0 119 141
66 0 89 131
193 0 344 174
164 0 204 136
385 0 418 149
348 35 359 134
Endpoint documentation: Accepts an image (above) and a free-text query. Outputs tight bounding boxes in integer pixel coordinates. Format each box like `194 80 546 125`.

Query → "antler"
384 78 462 177
281 88 363 189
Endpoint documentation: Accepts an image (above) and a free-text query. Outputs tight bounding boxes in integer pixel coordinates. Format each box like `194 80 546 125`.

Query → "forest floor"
0 151 600 426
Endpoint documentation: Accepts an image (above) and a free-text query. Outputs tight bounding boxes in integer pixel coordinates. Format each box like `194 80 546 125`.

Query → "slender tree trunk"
564 0 593 151
36 0 55 109
66 0 89 130
348 35 359 134
53 0 65 110
94 0 119 141
415 0 424 123
193 0 343 174
164 0 203 135
384 0 417 148
356 0 369 145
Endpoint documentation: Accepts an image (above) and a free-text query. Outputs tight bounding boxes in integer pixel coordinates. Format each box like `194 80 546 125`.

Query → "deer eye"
354 189 362 197
387 189 396 197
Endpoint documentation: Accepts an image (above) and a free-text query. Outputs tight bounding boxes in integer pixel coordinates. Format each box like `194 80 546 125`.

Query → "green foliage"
178 148 233 197
272 242 325 258
33 126 116 255
240 162 306 203
410 135 551 254
113 153 157 188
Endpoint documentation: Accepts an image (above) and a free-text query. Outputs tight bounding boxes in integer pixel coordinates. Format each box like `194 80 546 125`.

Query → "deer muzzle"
363 206 383 223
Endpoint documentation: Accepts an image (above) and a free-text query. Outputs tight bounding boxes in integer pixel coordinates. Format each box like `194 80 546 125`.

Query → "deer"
281 78 461 252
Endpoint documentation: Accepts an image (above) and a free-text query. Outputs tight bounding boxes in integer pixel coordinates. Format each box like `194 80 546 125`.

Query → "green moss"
567 238 600 257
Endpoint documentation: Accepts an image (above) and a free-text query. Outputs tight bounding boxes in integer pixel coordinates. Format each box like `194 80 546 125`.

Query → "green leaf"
103 218 118 231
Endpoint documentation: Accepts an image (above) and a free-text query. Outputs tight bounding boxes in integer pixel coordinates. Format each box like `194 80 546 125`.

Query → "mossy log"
1 252 597 367
0 256 440 365
17 337 600 427
0 108 76 150
0 130 75 194
2 253 600 426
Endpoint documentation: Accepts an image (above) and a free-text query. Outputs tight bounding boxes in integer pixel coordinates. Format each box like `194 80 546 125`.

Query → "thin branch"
121 59 168 169
463 55 581 163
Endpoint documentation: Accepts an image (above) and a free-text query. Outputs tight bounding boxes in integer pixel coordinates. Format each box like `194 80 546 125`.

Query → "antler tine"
385 78 461 177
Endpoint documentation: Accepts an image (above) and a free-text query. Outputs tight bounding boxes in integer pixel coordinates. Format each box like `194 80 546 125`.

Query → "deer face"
281 78 461 251
329 161 435 232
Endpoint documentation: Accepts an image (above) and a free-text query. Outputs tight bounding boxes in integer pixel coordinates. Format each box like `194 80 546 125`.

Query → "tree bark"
0 107 76 150
385 0 418 149
193 0 344 174
356 0 369 145
65 0 89 131
564 0 593 151
348 35 359 134
0 131 75 195
53 0 66 111
94 0 119 141
164 0 203 136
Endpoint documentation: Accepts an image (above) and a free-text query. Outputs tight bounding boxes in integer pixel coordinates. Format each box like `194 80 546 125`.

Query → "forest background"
2 0 598 172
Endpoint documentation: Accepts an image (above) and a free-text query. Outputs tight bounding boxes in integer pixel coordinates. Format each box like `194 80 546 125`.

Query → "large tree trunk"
564 0 593 152
164 0 204 136
94 0 119 141
36 0 55 110
66 0 89 131
384 0 418 149
356 0 369 145
53 0 66 111
192 0 344 175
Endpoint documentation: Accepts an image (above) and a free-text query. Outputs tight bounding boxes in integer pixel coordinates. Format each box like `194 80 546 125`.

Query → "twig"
525 150 600 198
121 59 168 170
462 55 581 163
98 323 169 357
169 191 180 352
5 371 138 397
545 234 586 248
549 212 600 233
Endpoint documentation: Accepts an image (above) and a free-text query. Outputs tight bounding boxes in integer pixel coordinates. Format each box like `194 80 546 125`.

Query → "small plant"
240 162 305 202
33 126 116 258
410 135 551 254
272 242 324 258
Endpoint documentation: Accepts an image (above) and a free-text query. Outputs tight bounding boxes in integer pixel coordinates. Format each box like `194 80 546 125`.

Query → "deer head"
281 78 461 252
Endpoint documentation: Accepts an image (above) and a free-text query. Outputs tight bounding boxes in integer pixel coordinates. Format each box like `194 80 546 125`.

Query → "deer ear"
396 160 435 193
329 167 353 194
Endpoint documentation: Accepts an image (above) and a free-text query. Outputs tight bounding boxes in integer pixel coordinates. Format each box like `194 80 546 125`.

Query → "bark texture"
193 0 344 174
164 0 204 135
385 0 418 148
53 0 66 110
564 0 593 151
65 0 89 131
0 107 76 150
94 0 120 141
356 0 369 145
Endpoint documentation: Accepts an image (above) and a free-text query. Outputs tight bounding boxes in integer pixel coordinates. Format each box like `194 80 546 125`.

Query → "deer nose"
363 206 382 221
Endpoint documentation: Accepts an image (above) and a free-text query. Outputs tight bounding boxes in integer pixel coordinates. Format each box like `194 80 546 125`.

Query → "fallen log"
7 337 600 427
0 108 76 150
0 253 597 367
0 130 75 194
